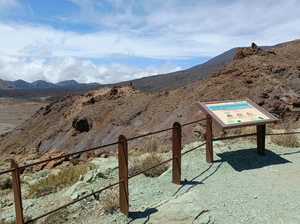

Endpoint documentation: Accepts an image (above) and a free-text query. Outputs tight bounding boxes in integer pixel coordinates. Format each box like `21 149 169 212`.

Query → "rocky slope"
1 40 300 167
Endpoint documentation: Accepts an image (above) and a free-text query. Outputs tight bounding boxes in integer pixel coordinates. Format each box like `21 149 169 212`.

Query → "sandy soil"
0 98 47 135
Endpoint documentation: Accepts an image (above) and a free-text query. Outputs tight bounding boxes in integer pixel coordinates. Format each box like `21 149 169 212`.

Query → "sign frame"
197 98 278 131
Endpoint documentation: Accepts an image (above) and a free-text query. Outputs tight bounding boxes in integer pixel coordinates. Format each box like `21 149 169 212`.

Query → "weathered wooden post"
11 159 24 224
206 114 213 163
257 124 266 156
172 122 181 184
118 135 129 217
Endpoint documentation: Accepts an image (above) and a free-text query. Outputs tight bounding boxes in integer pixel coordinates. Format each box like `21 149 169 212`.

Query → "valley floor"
0 98 47 135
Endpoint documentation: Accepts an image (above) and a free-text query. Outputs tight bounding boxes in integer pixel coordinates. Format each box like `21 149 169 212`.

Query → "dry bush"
43 209 69 224
274 120 300 130
129 138 171 157
0 216 34 224
156 145 171 153
101 188 119 214
271 133 299 148
26 163 89 199
129 139 156 157
129 153 169 178
241 126 274 135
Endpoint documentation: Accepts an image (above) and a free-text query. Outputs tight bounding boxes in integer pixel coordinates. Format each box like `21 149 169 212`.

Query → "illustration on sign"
206 101 269 125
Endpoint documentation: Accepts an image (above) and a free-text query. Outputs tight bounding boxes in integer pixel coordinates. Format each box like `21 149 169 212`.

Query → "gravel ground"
118 139 300 224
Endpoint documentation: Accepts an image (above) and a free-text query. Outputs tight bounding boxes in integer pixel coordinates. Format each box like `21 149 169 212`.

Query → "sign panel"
198 98 278 130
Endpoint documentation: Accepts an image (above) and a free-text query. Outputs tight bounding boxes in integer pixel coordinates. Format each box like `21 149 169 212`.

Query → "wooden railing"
0 118 206 224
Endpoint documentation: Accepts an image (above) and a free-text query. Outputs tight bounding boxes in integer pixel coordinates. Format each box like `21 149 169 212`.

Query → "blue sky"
0 0 299 84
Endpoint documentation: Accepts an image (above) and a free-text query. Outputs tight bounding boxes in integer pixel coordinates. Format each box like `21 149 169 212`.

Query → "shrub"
156 145 171 153
26 163 88 199
101 188 119 214
129 153 169 178
271 133 299 148
43 209 69 224
274 120 300 130
0 216 34 224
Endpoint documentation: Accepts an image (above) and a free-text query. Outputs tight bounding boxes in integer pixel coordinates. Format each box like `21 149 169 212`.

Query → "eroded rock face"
72 116 92 133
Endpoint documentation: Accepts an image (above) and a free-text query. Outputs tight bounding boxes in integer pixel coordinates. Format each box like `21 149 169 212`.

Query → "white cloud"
0 0 300 84
0 54 180 84
0 0 20 11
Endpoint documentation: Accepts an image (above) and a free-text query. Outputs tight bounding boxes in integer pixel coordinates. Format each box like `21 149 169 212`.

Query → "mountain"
31 80 59 88
56 80 101 87
56 80 80 87
0 79 14 89
1 40 300 157
0 79 101 90
12 79 32 88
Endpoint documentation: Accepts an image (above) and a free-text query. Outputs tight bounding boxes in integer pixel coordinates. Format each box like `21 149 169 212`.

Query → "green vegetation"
26 163 88 199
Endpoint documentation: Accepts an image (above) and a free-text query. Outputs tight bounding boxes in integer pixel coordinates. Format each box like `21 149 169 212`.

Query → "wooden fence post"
11 159 24 224
206 114 213 163
118 135 129 217
172 122 181 184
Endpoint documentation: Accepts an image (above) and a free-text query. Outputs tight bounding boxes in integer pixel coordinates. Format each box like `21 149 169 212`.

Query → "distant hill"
56 80 101 87
56 80 81 87
12 79 32 88
0 79 101 90
0 79 14 89
31 80 57 88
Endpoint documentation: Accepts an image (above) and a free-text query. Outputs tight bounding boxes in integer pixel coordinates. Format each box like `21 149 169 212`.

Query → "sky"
0 0 299 84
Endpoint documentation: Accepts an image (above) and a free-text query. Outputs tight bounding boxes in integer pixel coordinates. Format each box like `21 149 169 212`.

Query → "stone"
34 149 66 171
64 181 90 200
72 116 92 133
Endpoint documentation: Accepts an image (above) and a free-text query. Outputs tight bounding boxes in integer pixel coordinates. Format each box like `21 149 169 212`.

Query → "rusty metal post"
257 124 266 156
172 122 181 185
118 135 129 217
11 159 24 224
206 114 213 163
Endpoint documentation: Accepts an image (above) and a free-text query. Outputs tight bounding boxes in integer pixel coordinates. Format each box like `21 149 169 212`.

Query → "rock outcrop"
234 42 276 60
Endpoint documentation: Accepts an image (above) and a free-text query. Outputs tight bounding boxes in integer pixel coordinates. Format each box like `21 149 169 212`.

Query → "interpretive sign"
197 98 278 131
198 98 278 163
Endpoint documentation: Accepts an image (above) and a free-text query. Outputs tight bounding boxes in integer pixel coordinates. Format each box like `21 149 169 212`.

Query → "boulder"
72 116 92 133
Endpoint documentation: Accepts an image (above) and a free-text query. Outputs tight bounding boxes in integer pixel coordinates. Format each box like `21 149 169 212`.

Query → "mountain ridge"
0 43 279 92
0 79 101 89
